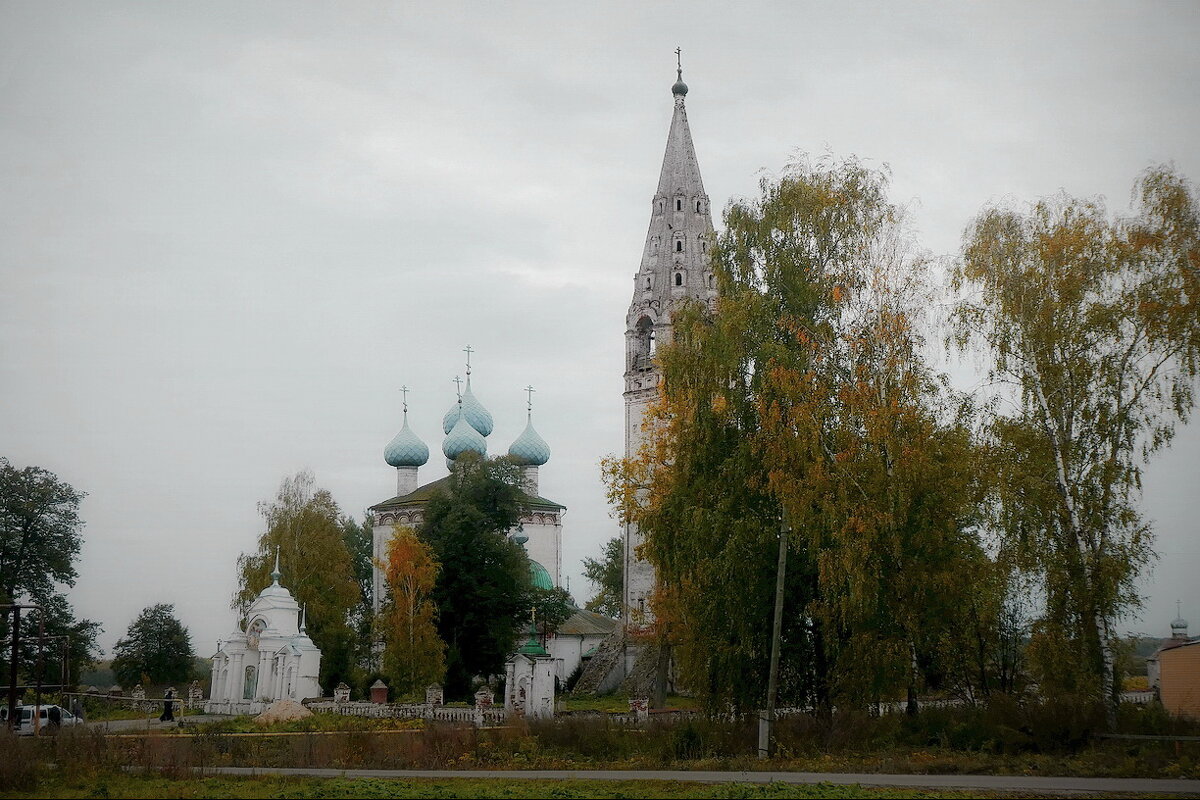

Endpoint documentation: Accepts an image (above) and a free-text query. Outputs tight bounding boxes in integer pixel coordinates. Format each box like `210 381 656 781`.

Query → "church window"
696 200 701 212
675 240 683 252
701 239 707 253
644 275 651 290
636 317 655 365
243 666 258 700
708 274 715 288
676 198 682 211
638 598 645 615
675 272 682 286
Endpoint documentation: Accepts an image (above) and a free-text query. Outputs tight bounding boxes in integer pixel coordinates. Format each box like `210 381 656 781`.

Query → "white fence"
305 700 507 727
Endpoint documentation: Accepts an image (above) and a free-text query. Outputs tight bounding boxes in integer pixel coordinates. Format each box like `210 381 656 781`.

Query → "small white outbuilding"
206 554 322 715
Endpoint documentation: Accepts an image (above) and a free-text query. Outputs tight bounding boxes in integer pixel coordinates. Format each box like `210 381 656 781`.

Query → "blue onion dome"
442 410 487 460
508 417 551 466
529 560 554 591
442 377 494 437
384 414 429 468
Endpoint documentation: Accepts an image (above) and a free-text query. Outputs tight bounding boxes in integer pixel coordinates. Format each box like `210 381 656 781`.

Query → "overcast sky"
2 3 1197 658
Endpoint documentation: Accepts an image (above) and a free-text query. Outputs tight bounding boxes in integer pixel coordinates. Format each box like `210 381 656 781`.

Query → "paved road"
189 766 1199 795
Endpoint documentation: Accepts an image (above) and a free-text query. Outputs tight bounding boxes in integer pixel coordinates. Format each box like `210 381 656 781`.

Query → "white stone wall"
523 512 563 587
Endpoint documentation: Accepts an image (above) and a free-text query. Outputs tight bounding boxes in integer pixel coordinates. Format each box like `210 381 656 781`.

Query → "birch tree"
607 155 992 712
379 525 445 697
952 166 1200 713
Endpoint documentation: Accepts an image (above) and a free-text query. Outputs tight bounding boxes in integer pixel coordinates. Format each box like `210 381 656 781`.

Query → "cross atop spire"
453 375 463 400
463 344 474 376
525 385 536 418
400 385 409 415
671 48 689 99
271 547 281 584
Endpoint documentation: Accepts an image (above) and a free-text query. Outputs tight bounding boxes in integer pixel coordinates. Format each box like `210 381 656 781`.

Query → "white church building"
206 555 323 715
370 362 616 685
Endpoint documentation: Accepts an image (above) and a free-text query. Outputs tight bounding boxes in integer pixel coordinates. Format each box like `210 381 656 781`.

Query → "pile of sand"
254 699 313 724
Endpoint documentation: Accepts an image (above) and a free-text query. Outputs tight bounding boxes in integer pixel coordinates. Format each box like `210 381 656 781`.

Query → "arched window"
701 240 707 253
696 200 701 212
644 275 651 290
675 240 683 252
676 198 682 211
708 273 715 288
243 666 258 700
675 272 683 286
636 317 655 363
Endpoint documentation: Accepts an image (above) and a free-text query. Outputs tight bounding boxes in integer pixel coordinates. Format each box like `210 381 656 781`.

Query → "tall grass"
2 699 1198 794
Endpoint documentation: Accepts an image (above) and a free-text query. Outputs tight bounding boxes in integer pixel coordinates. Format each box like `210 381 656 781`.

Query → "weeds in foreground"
2 700 1197 795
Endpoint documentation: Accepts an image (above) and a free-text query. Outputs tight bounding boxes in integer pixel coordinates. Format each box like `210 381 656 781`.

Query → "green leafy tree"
0 458 85 606
379 525 445 697
111 603 194 686
419 454 530 699
952 166 1200 715
3 594 102 694
235 470 361 692
342 512 376 668
0 459 101 689
528 585 575 643
606 155 993 714
581 536 623 618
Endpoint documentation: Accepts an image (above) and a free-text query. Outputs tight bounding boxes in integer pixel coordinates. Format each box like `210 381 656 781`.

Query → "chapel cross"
453 375 463 399
525 384 536 415
400 385 409 413
675 47 682 73
463 344 474 375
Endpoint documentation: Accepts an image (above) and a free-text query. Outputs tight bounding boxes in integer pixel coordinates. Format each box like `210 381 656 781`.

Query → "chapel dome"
384 416 429 468
443 411 487 460
672 77 688 97
442 378 494 437
1172 615 1189 637
508 418 551 466
529 560 554 591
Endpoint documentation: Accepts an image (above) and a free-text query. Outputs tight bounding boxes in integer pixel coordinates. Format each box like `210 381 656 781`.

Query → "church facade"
369 366 615 684
622 64 717 628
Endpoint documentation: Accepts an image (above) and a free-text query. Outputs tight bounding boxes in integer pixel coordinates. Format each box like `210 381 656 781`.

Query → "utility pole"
758 512 789 759
6 606 19 731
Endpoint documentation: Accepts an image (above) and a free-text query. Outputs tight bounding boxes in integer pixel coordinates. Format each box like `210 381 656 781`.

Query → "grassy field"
3 701 1199 797
0 773 1178 800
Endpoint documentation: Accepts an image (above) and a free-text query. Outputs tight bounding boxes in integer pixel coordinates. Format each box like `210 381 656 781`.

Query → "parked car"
0 704 82 735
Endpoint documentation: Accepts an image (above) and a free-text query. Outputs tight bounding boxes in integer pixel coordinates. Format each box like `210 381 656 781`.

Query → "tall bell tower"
623 57 717 627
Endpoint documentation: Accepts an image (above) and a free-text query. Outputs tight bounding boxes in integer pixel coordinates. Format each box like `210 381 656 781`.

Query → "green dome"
508 418 550 466
529 559 554 591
